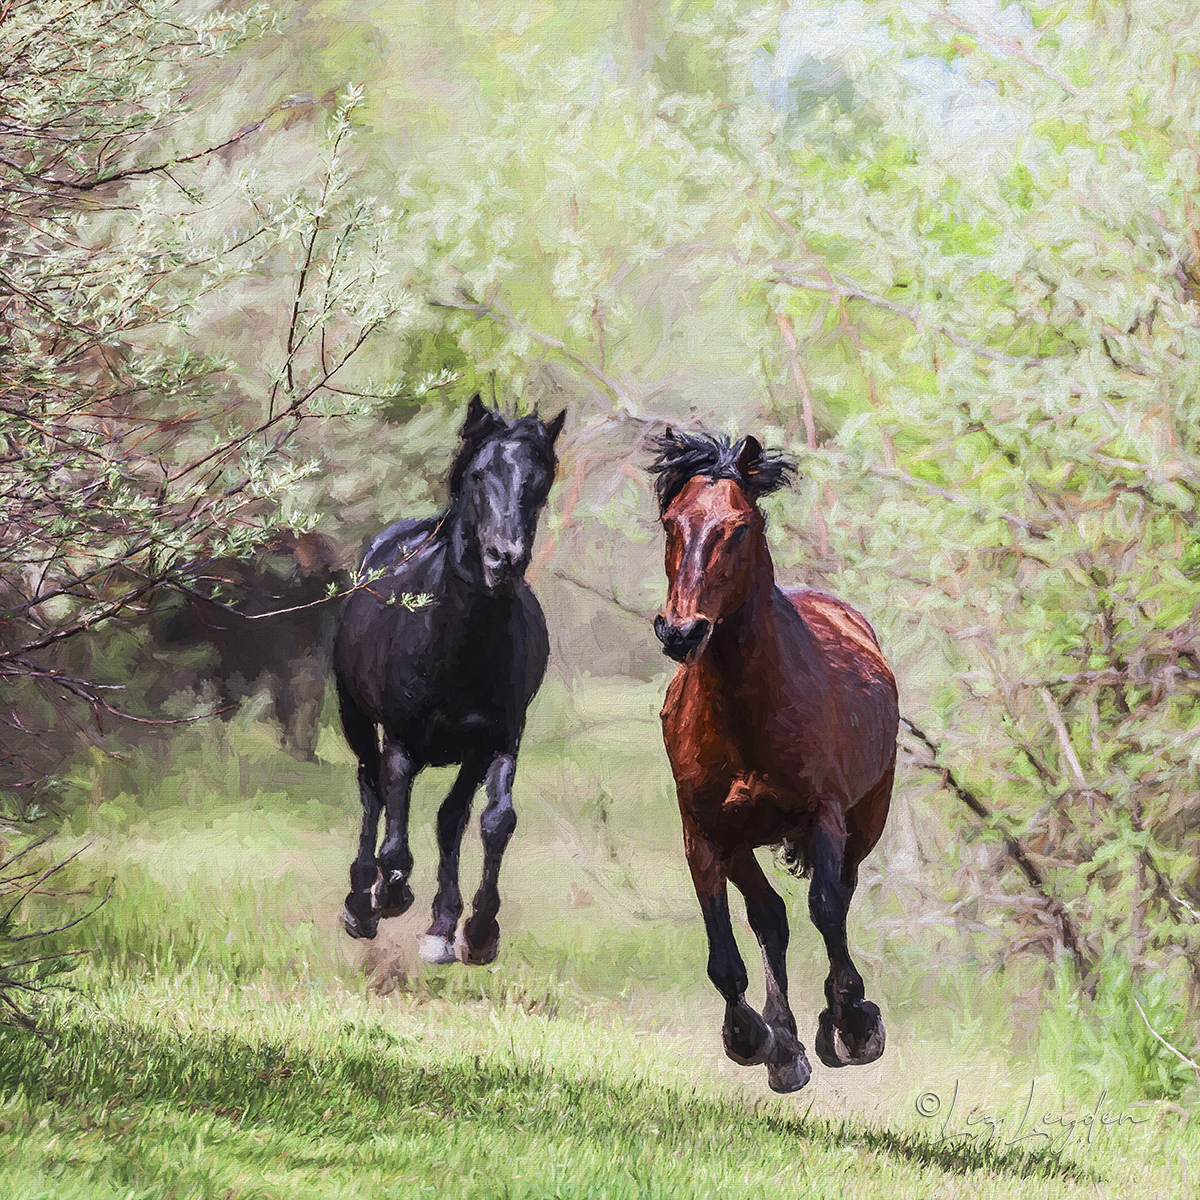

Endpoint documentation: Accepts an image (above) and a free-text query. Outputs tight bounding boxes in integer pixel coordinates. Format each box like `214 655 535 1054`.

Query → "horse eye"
729 525 748 545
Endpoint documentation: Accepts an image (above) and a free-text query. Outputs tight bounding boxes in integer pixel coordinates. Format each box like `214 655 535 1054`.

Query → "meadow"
6 1 1200 1195
2 678 1195 1199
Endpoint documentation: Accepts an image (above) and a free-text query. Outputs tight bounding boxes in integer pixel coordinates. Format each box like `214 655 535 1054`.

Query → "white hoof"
417 934 457 965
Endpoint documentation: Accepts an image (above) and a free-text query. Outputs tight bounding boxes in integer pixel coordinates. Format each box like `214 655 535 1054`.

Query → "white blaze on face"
477 439 540 588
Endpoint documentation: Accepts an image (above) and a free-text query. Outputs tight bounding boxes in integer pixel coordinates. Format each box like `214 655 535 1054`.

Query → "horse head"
648 428 795 662
449 394 566 594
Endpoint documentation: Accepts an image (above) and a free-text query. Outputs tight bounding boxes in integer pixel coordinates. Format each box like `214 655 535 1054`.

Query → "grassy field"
2 679 1196 1198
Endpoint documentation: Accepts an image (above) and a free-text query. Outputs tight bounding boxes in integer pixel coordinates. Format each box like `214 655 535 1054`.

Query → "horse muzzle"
654 614 712 663
481 541 527 593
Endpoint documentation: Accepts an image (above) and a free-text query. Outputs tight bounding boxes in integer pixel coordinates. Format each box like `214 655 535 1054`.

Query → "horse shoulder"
660 663 743 802
511 581 551 702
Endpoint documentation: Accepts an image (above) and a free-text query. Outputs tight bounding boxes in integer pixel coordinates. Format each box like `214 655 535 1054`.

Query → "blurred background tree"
0 1 424 792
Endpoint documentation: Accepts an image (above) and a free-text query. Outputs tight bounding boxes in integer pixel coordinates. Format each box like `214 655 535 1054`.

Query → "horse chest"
663 660 831 833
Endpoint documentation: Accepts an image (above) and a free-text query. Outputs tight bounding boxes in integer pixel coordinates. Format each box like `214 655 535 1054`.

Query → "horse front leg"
809 826 885 1068
374 739 417 922
419 757 488 965
728 850 812 1092
461 751 517 965
682 814 774 1068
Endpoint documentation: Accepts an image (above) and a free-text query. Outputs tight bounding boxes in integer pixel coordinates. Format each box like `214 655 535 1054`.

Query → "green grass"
2 680 1197 1197
0 981 1117 1200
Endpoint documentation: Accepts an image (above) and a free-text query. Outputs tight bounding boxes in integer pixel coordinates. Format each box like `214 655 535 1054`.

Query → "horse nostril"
655 616 710 661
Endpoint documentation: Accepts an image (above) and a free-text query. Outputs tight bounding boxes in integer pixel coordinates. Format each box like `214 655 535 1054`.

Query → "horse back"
360 515 440 575
782 587 893 686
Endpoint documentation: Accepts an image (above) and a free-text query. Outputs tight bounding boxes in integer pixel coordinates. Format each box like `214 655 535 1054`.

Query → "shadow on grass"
0 1012 1094 1187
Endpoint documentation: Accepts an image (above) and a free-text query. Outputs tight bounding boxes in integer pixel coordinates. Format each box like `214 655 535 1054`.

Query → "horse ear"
460 393 501 443
544 408 566 445
734 435 763 477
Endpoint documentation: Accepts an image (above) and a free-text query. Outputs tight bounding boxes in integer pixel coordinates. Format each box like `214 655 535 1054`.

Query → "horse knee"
808 871 849 933
436 800 470 850
745 887 788 948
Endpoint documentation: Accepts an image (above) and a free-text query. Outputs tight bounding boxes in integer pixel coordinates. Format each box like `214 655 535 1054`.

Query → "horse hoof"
767 1048 812 1094
458 923 499 966
723 1001 776 1067
815 1000 885 1068
376 876 414 919
341 900 378 940
417 934 457 965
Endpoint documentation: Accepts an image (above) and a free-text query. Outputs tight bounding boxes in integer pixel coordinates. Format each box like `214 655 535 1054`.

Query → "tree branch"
900 715 1091 972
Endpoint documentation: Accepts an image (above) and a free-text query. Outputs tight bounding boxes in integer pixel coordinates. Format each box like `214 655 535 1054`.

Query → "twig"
0 97 313 193
1037 687 1088 792
921 6 1082 98
770 267 1057 367
900 715 1090 972
1133 996 1200 1085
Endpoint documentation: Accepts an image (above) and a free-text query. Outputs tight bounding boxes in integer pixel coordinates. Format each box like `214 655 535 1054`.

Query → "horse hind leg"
460 751 518 966
418 757 488 965
808 809 887 1068
338 684 385 940
374 738 417 923
728 850 812 1093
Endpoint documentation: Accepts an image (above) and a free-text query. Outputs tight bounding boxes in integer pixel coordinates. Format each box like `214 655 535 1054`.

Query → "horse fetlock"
426 905 461 941
349 862 378 893
824 971 865 1009
374 871 414 919
815 999 885 1069
762 998 799 1040
707 954 749 1003
722 1000 775 1067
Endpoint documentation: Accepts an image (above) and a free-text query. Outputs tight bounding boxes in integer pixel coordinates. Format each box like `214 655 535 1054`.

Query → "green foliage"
0 1 427 791
0 837 97 1033
1040 960 1199 1103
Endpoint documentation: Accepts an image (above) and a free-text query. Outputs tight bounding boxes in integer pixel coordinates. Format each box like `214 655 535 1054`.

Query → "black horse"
333 395 565 963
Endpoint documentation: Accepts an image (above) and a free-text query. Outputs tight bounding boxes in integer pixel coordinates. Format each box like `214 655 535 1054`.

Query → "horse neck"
707 543 785 678
445 499 484 586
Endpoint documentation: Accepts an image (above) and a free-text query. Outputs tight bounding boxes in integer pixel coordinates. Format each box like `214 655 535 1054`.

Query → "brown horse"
648 428 898 1093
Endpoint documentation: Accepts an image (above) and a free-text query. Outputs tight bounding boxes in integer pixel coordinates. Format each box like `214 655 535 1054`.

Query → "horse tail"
776 838 813 879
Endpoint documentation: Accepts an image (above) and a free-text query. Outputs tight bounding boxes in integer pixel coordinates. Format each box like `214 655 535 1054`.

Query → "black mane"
647 428 796 514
